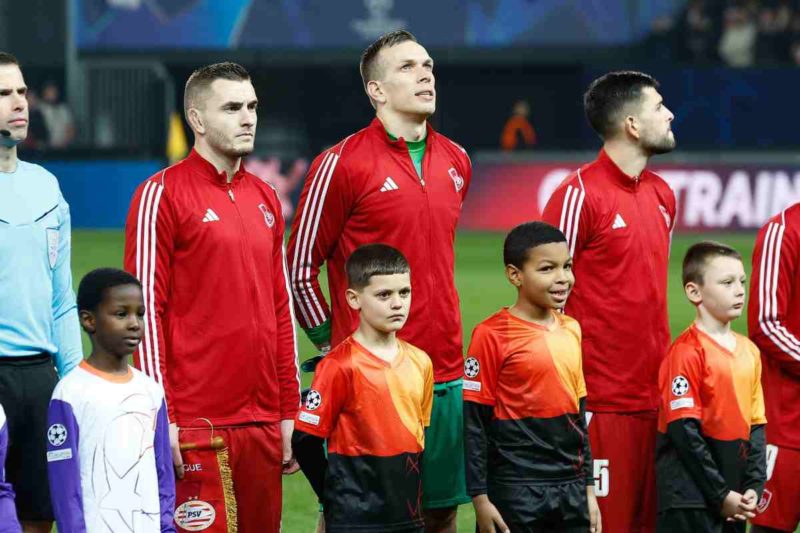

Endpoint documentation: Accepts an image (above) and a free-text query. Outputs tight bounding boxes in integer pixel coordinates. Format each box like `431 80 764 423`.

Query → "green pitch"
70 230 758 532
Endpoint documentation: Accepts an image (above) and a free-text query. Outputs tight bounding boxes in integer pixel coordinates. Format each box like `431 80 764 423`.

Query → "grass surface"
70 230 760 532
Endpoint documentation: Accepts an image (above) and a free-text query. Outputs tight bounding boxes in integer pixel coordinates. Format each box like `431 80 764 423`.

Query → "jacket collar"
596 148 643 191
369 117 436 152
186 148 248 186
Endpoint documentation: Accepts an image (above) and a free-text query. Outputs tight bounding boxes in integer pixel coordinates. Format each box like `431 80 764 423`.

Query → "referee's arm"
51 193 82 376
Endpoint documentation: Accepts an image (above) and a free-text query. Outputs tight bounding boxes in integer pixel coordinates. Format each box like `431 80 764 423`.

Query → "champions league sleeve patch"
305 390 322 411
464 357 480 378
671 375 690 396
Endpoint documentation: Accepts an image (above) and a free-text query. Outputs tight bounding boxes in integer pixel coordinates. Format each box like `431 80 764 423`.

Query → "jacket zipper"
227 181 261 421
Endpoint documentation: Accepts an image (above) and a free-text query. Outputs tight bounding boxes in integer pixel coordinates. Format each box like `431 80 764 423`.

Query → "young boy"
656 241 766 532
46 268 175 532
292 244 434 532
463 221 601 533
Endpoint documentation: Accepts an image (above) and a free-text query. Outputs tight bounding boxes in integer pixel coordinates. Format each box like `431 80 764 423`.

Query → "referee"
0 52 82 533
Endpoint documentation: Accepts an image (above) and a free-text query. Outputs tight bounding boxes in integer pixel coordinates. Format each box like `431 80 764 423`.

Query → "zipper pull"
228 188 235 202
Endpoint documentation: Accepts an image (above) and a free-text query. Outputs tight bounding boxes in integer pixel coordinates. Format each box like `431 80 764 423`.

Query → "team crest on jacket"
305 389 322 411
659 205 671 229
47 423 67 446
464 357 480 378
757 488 772 513
671 375 690 396
258 203 275 228
174 500 216 531
448 168 464 193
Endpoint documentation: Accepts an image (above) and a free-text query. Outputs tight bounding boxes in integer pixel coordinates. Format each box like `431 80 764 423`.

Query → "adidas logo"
202 209 220 223
380 177 399 192
612 213 626 230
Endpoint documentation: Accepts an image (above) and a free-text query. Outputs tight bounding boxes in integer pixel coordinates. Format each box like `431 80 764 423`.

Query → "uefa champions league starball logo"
464 357 480 378
305 390 322 411
671 375 690 397
47 424 67 446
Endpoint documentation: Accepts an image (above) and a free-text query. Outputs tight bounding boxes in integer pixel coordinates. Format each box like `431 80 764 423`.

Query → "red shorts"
174 423 283 533
587 411 657 533
751 444 800 532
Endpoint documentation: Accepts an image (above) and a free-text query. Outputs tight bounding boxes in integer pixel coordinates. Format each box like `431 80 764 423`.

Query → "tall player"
749 203 800 533
288 30 471 532
124 62 299 533
542 71 677 532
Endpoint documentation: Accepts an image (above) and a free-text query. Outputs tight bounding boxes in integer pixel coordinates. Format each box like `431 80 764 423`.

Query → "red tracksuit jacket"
542 149 676 413
287 118 471 382
124 149 300 427
749 203 800 450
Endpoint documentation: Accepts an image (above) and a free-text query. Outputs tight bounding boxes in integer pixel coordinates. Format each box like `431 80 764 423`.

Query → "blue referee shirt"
0 160 82 376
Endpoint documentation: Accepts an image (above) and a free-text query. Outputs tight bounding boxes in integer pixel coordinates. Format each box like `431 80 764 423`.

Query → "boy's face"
80 284 145 359
507 241 574 310
346 273 411 334
686 256 746 322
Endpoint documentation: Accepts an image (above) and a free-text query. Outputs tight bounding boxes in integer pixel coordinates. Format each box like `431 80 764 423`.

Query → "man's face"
372 41 435 118
633 86 675 155
194 78 258 158
0 64 28 146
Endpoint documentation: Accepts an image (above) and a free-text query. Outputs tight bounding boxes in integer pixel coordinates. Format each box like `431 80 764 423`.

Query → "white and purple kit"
46 362 175 532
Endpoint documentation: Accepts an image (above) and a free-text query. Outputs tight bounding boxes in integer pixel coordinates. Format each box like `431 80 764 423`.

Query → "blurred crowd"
23 81 75 151
649 0 800 66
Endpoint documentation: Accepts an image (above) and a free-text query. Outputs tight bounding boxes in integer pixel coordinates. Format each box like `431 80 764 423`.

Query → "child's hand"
473 494 509 533
587 486 602 533
720 491 755 521
739 489 758 514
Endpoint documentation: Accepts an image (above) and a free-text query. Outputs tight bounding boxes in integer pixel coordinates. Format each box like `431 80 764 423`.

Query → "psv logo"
757 488 772 513
174 500 216 531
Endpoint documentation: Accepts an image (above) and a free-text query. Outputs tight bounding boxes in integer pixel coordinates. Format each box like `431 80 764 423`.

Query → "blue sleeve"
47 398 85 533
154 399 176 532
51 193 82 376
0 419 21 533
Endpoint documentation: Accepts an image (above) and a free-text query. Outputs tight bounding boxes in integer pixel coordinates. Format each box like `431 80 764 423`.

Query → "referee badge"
46 228 59 268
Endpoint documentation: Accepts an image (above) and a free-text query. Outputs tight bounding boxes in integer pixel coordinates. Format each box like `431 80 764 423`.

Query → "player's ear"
624 114 640 141
79 309 96 334
186 107 205 135
684 281 702 305
505 264 522 288
366 80 386 106
345 288 361 311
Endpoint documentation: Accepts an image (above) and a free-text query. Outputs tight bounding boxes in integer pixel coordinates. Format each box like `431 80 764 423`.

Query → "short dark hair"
184 62 250 115
359 30 417 105
584 71 660 140
504 221 567 269
682 241 743 286
346 244 410 290
0 52 18 67
77 268 142 312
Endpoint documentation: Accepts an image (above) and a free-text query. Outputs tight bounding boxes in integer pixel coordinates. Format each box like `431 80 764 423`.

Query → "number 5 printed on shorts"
585 411 609 497
593 459 610 497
